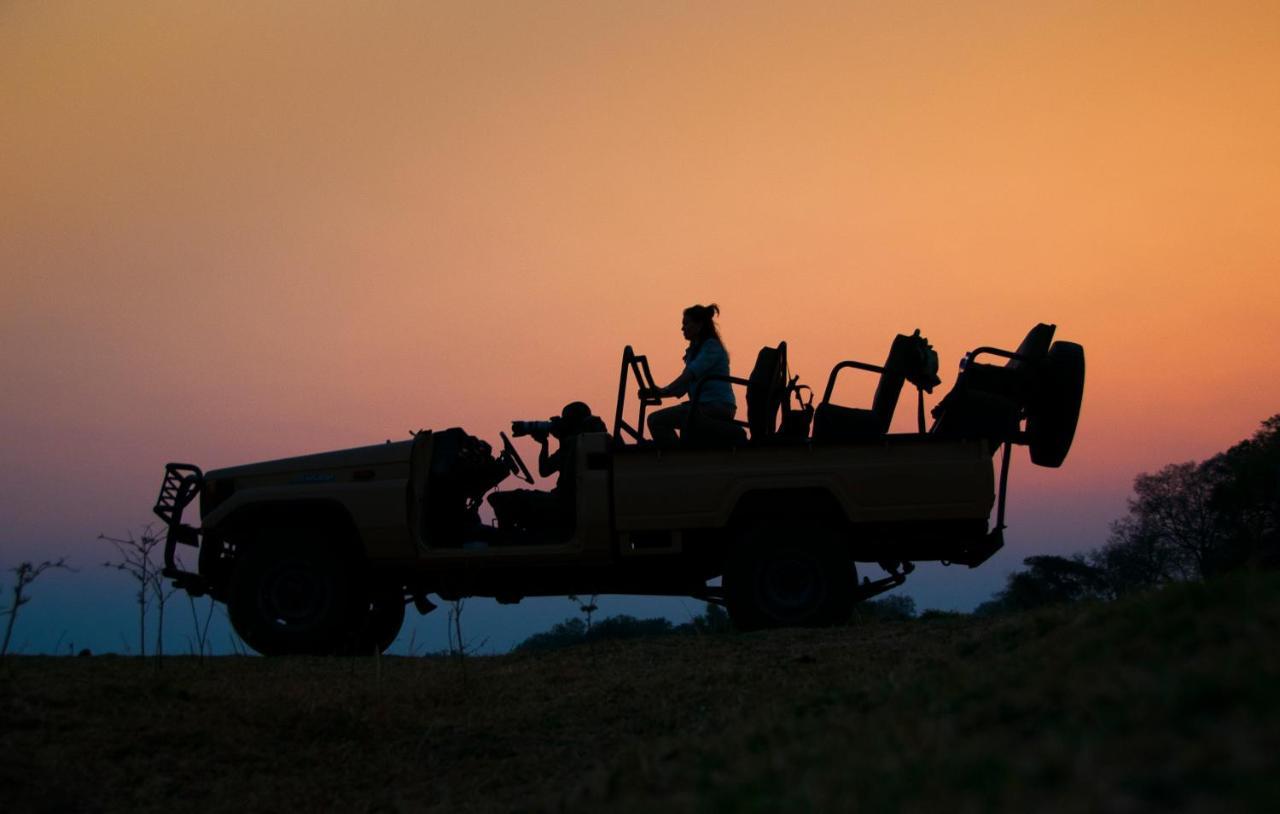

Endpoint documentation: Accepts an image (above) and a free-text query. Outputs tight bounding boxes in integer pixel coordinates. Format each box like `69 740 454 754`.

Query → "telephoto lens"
511 420 555 437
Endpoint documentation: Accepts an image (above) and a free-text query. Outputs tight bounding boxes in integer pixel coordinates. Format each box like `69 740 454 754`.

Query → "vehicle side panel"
573 432 613 554
611 437 994 531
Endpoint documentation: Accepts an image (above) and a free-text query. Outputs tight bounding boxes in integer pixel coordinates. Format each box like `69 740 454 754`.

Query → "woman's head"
681 303 721 344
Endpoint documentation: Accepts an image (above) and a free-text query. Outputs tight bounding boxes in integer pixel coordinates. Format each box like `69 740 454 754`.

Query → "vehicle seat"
683 411 747 447
683 342 789 447
814 332 936 445
745 342 788 442
930 323 1055 443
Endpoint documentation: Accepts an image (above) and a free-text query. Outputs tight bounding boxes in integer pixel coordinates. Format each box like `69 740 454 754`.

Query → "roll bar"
613 346 662 446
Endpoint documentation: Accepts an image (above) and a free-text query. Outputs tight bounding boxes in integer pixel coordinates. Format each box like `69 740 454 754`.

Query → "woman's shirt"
678 338 735 407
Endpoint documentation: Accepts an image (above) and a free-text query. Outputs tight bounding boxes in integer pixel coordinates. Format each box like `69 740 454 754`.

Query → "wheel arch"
210 498 365 564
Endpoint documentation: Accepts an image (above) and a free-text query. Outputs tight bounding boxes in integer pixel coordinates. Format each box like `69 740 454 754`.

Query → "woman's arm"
642 341 724 399
537 436 559 478
655 368 693 398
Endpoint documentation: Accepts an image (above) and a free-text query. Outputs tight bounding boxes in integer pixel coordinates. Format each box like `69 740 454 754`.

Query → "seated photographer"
487 401 606 537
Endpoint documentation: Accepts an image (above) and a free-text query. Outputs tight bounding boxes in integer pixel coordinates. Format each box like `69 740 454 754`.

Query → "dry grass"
2 574 1279 813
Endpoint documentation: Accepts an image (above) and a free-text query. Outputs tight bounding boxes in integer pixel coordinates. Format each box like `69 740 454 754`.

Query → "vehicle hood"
205 440 414 481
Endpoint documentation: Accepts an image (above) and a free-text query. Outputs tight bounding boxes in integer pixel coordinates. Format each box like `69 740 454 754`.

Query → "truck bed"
611 435 996 532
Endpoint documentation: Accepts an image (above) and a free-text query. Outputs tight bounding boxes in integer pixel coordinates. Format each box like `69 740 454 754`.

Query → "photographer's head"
559 401 606 436
682 303 721 345
561 401 592 426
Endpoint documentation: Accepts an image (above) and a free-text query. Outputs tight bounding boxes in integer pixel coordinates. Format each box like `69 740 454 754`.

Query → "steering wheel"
499 431 535 484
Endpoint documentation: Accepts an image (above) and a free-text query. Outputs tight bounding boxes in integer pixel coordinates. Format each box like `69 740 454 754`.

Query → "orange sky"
3 1 1280 620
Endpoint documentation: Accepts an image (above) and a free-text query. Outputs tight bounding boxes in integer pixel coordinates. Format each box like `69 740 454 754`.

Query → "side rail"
613 345 663 446
152 463 204 584
821 360 885 404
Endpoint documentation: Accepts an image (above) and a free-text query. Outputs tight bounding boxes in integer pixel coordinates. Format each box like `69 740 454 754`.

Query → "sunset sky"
3 1 1278 653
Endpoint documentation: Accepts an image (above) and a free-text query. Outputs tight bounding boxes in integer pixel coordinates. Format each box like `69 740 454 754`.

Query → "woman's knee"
647 404 688 442
648 405 680 429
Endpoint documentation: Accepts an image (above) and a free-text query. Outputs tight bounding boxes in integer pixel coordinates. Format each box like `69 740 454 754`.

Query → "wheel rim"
757 552 825 620
259 559 336 629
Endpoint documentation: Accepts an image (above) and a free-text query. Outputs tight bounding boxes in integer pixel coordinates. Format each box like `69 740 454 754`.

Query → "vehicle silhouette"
153 324 1084 655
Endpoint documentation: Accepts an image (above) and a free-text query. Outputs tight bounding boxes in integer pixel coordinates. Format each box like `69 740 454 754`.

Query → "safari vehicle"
154 324 1084 655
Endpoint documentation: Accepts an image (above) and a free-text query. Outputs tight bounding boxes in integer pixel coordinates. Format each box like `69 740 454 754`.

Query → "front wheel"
228 535 361 656
724 525 856 631
343 584 407 656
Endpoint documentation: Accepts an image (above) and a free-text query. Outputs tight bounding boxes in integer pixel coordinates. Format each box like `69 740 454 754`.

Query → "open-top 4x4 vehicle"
154 323 1084 655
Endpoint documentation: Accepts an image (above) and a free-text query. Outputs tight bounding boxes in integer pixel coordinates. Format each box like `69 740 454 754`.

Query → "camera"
511 418 558 438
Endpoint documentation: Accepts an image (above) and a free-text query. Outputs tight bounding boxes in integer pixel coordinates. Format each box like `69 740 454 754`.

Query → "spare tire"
1027 341 1085 467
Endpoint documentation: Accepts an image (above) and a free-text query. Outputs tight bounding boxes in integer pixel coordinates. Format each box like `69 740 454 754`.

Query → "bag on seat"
780 377 814 439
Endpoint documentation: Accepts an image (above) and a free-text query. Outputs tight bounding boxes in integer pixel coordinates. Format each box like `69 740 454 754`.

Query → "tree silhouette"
2 559 73 658
101 528 167 659
976 555 1104 614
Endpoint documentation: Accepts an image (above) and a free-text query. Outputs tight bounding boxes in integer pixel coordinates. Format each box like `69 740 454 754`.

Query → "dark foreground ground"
3 574 1279 813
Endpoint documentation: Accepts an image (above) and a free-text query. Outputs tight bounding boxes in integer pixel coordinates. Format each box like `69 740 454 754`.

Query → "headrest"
1009 323 1056 368
887 330 942 392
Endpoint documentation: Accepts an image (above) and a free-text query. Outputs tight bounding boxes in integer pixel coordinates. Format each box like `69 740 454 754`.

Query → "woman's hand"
639 386 662 400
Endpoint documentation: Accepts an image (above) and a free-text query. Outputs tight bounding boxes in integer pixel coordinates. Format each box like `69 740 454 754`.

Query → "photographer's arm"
537 436 560 478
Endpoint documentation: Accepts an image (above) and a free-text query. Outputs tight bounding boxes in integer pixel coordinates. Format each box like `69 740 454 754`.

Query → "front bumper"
152 462 209 594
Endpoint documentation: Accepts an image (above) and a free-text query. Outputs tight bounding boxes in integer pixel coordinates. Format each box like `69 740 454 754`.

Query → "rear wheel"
228 534 362 656
724 525 856 631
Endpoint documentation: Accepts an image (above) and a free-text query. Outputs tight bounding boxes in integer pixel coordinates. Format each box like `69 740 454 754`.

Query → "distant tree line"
979 414 1279 614
514 594 933 651
514 604 733 652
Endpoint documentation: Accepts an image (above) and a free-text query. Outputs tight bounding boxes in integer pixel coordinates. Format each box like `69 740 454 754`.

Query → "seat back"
868 334 919 431
745 342 788 441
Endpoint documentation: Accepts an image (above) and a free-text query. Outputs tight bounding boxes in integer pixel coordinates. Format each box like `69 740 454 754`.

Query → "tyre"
724 524 856 631
343 584 406 656
1027 341 1085 468
228 534 362 656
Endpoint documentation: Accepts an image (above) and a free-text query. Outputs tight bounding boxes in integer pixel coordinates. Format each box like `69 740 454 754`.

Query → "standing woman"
645 303 735 444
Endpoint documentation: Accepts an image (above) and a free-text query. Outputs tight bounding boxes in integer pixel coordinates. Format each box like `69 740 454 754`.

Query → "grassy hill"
3 573 1278 813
